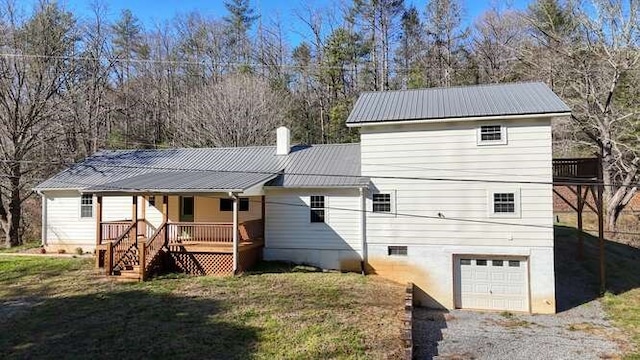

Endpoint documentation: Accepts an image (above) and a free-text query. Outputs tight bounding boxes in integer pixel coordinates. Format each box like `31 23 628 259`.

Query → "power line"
2 52 639 73
28 173 640 237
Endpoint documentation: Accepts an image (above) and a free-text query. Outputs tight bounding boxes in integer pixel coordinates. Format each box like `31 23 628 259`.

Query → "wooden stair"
109 264 142 282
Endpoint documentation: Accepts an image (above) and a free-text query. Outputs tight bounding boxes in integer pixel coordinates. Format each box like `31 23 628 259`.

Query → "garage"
454 256 529 312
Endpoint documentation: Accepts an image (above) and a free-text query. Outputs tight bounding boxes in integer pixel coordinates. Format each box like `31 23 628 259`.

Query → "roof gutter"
346 111 572 128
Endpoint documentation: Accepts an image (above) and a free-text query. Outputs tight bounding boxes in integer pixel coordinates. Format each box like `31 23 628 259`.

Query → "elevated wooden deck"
553 157 601 183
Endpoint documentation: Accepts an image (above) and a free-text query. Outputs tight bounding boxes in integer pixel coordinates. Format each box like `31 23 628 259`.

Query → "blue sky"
29 0 531 44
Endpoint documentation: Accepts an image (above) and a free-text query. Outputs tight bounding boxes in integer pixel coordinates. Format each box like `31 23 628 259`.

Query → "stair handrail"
108 221 137 274
141 221 168 280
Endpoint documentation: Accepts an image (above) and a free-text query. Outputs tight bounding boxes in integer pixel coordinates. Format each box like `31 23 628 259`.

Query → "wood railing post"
96 196 103 246
105 241 113 276
138 240 146 281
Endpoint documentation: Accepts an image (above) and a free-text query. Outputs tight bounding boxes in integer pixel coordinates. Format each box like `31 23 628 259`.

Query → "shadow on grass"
554 225 640 312
0 290 258 360
245 260 324 275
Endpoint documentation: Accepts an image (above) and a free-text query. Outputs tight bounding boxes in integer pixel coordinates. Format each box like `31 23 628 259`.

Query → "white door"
455 256 529 312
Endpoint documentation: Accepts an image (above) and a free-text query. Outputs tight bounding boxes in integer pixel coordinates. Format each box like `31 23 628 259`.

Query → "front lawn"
0 256 405 359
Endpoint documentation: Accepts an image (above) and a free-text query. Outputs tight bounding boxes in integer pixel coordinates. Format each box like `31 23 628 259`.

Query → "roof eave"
346 111 572 128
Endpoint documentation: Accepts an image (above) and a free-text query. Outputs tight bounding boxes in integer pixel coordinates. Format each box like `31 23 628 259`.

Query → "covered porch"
91 171 275 280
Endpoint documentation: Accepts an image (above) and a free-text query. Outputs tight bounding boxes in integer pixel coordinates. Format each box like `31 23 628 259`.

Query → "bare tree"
0 1 76 246
527 0 640 229
172 74 290 147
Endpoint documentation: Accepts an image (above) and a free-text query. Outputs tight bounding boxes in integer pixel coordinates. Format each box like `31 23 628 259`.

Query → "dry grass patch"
0 256 405 359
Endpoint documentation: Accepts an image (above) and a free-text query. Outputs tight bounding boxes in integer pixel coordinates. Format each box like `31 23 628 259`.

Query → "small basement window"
310 196 325 223
80 194 93 218
220 198 249 212
372 193 391 213
478 125 507 145
388 246 407 256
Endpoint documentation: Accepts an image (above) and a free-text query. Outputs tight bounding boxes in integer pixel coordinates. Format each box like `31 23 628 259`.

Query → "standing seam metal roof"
35 143 367 192
346 82 571 125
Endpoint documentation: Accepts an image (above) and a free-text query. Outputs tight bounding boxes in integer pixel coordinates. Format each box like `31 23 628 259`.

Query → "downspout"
37 190 47 247
230 192 239 274
359 187 367 275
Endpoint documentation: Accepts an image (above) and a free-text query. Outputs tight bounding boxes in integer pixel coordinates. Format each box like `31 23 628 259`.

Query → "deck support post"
105 241 113 276
138 240 146 281
596 157 605 294
576 185 584 260
231 193 239 274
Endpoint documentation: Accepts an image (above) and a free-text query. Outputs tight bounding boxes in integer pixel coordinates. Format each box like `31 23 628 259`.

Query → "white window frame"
79 193 94 219
487 189 521 218
477 124 508 146
370 190 396 216
309 195 326 223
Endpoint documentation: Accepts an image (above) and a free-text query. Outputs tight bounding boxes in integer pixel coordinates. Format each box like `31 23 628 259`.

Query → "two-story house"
35 82 571 313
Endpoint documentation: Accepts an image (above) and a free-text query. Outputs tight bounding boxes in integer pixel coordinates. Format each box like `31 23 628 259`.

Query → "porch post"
132 196 138 240
96 195 103 246
162 195 169 223
232 194 239 274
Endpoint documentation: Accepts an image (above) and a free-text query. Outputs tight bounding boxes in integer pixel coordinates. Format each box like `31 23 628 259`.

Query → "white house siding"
360 118 555 314
264 188 363 272
43 192 144 253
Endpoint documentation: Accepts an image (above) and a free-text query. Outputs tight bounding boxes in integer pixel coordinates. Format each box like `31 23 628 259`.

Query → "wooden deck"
97 219 264 280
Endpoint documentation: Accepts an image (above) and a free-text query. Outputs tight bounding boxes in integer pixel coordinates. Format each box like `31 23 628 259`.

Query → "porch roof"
84 171 277 194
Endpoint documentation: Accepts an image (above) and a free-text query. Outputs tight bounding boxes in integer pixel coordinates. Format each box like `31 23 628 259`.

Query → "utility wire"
29 174 640 237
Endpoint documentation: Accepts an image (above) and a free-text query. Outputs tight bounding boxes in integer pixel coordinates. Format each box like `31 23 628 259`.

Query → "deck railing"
141 222 167 280
553 158 600 181
107 222 138 273
101 221 132 243
167 222 234 243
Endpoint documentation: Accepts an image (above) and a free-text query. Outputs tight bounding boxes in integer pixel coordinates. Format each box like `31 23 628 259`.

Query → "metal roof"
346 82 571 125
35 143 367 192
85 171 277 193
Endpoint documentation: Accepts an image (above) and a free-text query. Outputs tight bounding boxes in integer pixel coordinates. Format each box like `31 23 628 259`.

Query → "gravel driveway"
413 302 623 360
413 229 628 360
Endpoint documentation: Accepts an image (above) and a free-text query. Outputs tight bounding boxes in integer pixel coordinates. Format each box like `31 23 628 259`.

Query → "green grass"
0 256 404 359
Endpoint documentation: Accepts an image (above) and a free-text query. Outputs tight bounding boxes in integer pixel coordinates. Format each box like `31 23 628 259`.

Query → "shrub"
74 247 83 255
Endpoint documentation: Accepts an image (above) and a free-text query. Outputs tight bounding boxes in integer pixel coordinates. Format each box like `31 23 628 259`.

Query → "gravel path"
413 300 624 360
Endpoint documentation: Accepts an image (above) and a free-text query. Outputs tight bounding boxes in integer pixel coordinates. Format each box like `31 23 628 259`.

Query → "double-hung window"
80 194 93 218
310 196 325 223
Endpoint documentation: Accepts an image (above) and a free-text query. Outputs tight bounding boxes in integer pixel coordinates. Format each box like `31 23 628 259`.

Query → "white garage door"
455 256 529 312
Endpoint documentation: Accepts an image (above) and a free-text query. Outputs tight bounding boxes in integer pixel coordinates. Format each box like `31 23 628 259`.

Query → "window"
477 125 507 145
180 196 194 222
310 196 325 223
476 259 487 266
488 189 520 217
373 193 391 213
80 194 93 218
220 198 249 212
493 193 515 213
492 260 504 267
388 246 407 256
460 259 472 266
509 260 520 267
148 196 156 207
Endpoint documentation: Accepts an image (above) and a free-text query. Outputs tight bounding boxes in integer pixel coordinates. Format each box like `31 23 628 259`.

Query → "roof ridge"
97 142 360 153
357 81 546 95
